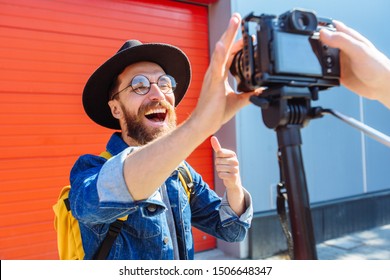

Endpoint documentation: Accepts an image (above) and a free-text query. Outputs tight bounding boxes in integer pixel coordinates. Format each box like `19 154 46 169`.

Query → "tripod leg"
277 125 317 260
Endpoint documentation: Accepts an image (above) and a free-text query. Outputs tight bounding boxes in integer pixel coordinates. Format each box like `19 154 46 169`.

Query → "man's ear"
108 100 122 120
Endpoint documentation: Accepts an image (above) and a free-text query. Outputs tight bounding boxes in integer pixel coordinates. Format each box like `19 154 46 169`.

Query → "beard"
121 100 177 146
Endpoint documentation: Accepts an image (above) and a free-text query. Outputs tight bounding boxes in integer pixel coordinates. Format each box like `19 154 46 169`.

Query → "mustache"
138 100 175 115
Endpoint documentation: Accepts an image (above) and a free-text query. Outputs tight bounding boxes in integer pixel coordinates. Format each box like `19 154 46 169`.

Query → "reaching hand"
191 13 262 137
320 20 390 108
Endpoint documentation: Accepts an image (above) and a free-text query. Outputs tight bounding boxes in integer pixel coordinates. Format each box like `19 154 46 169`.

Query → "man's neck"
121 130 142 147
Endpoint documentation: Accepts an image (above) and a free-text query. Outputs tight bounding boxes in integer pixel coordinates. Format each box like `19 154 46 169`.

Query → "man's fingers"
211 13 241 75
333 20 375 48
219 13 241 53
320 28 366 58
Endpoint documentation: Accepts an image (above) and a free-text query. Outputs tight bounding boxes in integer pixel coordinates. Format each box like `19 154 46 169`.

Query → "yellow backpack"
53 151 193 260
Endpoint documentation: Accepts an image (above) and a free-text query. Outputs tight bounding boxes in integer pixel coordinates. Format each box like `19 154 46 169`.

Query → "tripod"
250 85 390 260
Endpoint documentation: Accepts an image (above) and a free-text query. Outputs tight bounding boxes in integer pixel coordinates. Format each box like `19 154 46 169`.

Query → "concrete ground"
195 224 390 260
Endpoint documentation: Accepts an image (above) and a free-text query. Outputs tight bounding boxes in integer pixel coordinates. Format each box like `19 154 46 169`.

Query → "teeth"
145 108 167 116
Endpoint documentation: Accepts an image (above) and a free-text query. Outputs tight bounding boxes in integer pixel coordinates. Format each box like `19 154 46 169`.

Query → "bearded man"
69 14 258 260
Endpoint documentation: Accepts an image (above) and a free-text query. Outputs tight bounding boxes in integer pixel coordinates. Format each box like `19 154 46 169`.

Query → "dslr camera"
230 8 340 92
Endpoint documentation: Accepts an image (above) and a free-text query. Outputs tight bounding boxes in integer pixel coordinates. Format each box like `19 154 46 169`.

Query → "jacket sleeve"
186 163 253 242
69 147 165 224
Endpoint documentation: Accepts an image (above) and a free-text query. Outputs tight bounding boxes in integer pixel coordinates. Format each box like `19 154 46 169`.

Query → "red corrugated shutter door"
0 0 215 259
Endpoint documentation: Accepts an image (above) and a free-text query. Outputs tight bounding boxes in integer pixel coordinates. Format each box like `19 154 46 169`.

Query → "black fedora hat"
82 40 191 129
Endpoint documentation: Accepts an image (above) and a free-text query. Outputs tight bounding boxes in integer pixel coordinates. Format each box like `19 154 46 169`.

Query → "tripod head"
250 85 323 129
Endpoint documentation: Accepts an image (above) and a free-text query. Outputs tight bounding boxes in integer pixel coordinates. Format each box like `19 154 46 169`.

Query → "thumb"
210 136 222 153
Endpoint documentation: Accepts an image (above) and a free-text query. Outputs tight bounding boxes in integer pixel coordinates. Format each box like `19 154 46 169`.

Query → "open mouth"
144 108 167 122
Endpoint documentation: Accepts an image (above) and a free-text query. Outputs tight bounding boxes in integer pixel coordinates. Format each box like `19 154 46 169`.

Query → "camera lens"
230 50 244 80
290 10 317 32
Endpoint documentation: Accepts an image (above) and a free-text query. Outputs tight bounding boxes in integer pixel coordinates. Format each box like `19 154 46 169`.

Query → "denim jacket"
69 133 253 260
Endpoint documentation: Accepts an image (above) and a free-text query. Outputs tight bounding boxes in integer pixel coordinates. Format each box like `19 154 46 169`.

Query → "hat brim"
83 43 191 129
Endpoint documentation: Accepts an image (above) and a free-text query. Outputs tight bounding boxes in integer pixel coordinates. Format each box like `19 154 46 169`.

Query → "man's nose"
147 83 165 101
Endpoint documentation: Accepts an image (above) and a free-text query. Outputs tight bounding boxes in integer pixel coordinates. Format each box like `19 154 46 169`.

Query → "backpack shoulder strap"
93 150 129 259
177 162 194 200
99 150 113 160
93 219 125 260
